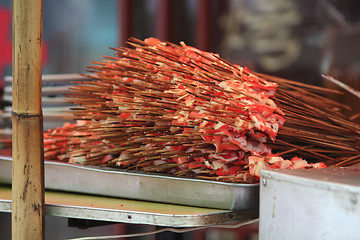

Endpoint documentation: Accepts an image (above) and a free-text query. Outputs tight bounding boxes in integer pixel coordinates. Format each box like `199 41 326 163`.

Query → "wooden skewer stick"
42 37 360 181
322 74 360 99
12 0 44 239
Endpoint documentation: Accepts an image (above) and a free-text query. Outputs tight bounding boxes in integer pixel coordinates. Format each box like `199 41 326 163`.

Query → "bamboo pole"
12 0 44 239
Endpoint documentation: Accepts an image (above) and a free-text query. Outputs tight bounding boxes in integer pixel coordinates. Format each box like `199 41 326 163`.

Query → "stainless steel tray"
0 156 258 211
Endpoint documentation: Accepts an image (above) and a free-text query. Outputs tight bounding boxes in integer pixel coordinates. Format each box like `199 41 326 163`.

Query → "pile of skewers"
43 37 360 183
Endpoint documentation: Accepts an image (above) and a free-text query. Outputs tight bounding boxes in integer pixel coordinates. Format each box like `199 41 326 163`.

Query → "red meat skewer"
44 37 360 183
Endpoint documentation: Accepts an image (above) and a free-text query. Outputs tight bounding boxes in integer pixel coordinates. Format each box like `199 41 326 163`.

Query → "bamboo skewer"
43 37 360 183
12 0 44 239
322 74 360 99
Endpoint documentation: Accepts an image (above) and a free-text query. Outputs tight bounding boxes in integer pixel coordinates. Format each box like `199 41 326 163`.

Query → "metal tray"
0 156 259 211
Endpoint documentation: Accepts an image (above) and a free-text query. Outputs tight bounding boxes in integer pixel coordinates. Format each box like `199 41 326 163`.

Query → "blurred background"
0 0 359 239
0 0 359 121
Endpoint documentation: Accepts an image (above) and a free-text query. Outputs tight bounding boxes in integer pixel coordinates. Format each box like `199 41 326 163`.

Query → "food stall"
0 1 359 240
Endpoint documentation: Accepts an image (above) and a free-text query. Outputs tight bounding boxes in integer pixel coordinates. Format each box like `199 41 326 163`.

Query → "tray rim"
0 156 259 187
